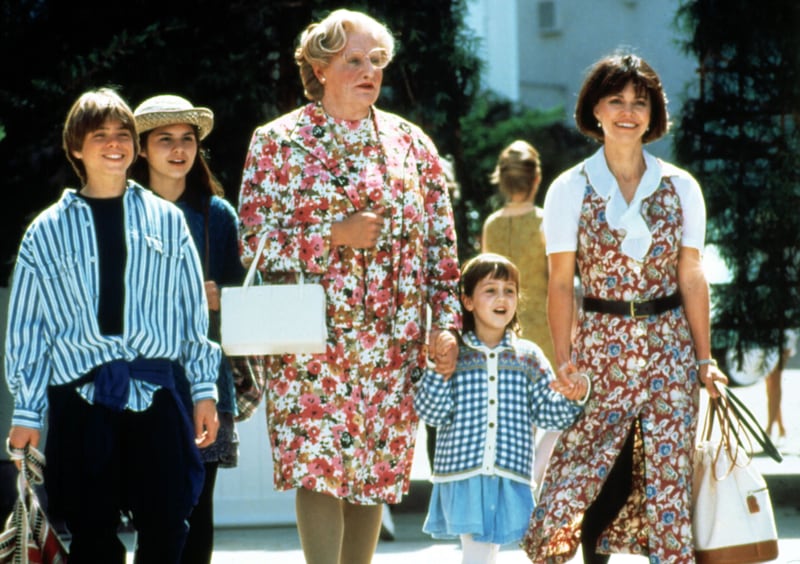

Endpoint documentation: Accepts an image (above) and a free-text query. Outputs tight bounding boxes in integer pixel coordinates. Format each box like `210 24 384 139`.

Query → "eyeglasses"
341 47 391 70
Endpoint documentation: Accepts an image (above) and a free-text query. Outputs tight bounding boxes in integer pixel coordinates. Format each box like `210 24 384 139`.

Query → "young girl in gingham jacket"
415 253 590 563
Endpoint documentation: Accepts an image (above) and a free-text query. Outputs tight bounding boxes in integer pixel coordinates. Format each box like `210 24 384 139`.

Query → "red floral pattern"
238 104 461 504
522 172 699 562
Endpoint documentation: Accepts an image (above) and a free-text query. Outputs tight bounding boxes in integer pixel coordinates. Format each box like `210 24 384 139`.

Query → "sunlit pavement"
124 369 800 563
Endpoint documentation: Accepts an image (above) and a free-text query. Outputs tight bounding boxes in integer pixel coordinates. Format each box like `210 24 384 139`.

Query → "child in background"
481 139 561 491
415 253 589 564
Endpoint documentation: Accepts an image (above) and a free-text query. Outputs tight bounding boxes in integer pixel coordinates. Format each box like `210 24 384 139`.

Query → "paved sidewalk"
121 505 800 563
122 369 800 562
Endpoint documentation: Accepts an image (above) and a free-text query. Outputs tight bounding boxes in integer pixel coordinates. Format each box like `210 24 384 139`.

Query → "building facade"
465 0 699 158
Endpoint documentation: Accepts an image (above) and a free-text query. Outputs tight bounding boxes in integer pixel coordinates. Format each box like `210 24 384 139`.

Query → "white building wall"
214 401 432 526
213 402 296 526
465 0 521 101
467 0 699 158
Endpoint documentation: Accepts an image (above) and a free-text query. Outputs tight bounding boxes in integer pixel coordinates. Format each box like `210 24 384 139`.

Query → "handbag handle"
243 231 269 287
720 383 782 463
5 440 46 490
243 231 306 288
5 441 47 560
702 383 783 466
701 393 747 479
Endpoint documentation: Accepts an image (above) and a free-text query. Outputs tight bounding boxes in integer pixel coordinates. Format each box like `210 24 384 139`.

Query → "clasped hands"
551 361 591 403
428 329 458 379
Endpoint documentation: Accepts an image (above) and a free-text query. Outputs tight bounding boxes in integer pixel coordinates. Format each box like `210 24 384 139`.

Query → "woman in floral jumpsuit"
236 9 461 564
521 53 727 563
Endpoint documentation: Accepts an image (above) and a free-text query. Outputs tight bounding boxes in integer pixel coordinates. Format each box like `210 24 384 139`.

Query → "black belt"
582 293 682 318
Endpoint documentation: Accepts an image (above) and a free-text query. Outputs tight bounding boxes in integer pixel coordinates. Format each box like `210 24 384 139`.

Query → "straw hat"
133 95 214 140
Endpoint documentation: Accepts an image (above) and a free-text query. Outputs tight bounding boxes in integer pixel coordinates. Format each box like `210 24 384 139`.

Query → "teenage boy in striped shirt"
5 88 220 563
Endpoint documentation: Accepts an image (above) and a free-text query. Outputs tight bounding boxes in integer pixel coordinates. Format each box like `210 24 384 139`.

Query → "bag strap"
721 384 783 463
6 441 45 489
3 442 68 562
242 232 269 287
703 383 783 465
5 442 48 564
242 231 306 288
702 393 746 479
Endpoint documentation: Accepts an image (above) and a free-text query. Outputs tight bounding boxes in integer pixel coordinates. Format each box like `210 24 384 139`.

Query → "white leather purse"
220 233 327 356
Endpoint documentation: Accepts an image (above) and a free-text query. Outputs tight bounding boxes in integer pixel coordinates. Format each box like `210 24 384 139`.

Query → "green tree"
673 0 800 365
0 0 483 281
457 93 594 256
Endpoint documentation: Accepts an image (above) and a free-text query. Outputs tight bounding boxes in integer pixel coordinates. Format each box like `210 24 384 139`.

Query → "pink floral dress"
522 167 700 562
237 103 461 504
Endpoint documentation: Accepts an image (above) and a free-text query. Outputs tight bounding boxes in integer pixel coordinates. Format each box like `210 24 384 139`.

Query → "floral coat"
237 103 461 503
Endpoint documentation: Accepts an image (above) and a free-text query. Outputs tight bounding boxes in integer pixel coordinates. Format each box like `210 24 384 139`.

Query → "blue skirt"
422 475 535 545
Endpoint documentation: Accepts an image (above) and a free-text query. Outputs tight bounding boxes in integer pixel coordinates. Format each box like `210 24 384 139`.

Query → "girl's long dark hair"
130 125 224 210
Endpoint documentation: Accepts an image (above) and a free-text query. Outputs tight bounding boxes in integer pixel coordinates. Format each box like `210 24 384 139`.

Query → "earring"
597 121 602 129
320 76 326 84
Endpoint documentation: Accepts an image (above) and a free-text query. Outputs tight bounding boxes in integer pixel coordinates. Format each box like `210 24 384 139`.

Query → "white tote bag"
220 233 327 356
692 391 779 563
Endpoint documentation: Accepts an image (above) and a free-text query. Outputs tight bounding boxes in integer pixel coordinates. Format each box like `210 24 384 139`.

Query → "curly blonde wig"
294 9 395 101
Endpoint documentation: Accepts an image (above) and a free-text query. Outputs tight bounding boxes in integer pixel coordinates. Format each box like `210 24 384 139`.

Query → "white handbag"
220 232 327 356
692 387 779 563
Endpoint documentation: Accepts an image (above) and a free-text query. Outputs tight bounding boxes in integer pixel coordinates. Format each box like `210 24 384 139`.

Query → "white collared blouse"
543 148 706 261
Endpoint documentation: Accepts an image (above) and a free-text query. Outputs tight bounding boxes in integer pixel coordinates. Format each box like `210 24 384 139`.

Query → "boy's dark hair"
460 252 522 335
62 88 139 184
574 52 670 144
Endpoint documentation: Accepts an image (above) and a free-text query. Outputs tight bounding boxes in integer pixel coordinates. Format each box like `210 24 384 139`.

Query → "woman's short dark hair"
575 52 670 144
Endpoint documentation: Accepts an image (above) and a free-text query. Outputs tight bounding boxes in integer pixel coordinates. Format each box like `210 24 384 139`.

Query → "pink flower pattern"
238 103 461 504
522 174 699 563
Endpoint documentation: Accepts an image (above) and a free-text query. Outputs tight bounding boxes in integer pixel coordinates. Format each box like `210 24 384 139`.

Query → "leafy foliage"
457 93 594 257
673 0 800 361
0 0 591 281
0 0 489 281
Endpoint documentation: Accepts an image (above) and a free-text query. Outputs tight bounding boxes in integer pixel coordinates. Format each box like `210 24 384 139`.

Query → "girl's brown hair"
130 127 224 209
460 253 521 335
490 140 541 201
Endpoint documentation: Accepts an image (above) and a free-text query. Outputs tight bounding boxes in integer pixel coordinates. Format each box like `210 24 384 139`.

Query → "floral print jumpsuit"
522 165 700 563
237 103 461 504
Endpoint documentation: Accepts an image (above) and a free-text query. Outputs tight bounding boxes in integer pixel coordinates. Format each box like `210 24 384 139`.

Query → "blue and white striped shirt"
415 331 583 484
5 181 220 429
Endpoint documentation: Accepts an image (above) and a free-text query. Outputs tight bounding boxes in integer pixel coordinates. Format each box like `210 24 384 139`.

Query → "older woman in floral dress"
236 9 460 564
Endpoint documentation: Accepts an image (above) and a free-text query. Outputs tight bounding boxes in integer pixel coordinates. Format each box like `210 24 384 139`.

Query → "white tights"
460 534 500 564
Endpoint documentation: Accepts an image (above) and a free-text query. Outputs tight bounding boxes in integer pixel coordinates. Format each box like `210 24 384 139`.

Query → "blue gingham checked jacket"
414 330 584 484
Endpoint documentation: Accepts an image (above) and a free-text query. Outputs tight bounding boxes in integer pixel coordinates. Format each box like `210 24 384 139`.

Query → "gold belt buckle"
630 300 645 318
